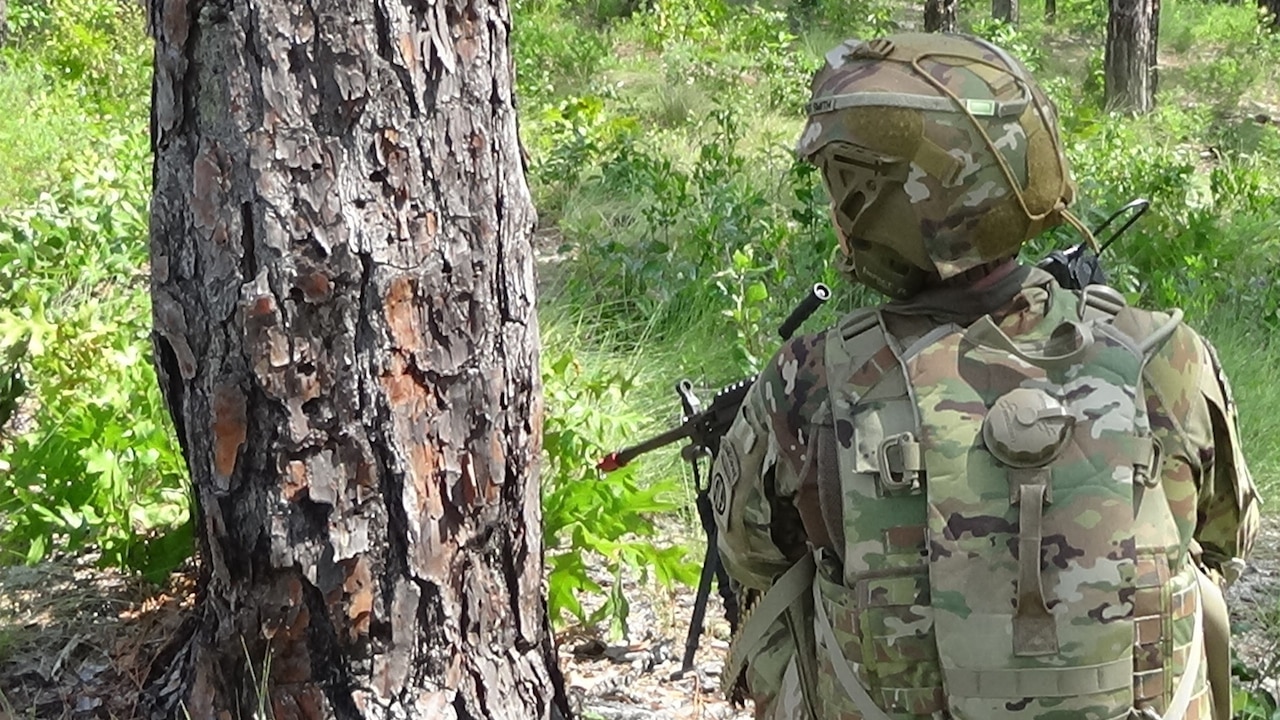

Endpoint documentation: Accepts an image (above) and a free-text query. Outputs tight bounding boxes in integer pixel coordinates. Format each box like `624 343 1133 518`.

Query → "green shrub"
512 0 613 104
540 342 699 633
2 0 149 115
0 139 189 582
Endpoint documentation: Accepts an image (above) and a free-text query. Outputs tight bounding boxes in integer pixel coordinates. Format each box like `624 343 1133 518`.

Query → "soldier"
711 32 1260 720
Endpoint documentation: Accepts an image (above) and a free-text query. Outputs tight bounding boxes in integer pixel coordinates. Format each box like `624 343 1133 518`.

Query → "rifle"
596 282 832 679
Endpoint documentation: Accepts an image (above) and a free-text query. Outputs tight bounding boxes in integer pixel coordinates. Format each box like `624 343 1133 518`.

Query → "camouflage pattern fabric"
711 267 1260 720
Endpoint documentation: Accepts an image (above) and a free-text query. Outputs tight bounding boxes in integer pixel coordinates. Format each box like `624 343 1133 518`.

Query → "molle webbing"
803 285 1206 720
810 312 906 566
944 657 1132 697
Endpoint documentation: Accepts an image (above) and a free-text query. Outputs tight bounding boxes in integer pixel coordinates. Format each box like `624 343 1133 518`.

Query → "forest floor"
0 542 750 720
0 517 1276 719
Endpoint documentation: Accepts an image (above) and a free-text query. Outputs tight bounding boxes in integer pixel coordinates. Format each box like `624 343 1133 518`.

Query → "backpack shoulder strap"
802 309 927 564
825 308 902 404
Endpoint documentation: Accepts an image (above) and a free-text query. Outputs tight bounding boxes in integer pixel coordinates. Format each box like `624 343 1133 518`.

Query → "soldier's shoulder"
1119 303 1213 372
1106 301 1228 412
758 328 832 407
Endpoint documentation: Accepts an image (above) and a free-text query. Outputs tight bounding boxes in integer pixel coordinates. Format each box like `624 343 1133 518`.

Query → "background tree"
1 0 7 48
143 0 570 717
1104 0 1160 113
1046 0 1056 24
1263 0 1280 30
993 0 1019 25
925 0 959 32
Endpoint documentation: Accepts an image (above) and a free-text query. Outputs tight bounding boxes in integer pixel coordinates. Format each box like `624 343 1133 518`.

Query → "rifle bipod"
670 381 740 681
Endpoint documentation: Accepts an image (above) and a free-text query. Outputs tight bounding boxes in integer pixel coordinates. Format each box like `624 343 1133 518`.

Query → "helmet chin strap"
960 257 1019 291
1058 205 1100 253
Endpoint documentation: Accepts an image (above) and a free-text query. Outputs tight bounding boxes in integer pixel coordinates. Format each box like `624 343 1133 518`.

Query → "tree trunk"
143 0 570 718
1104 0 1159 113
1262 0 1280 29
1150 0 1161 96
993 0 1019 24
1 0 7 48
925 0 958 32
1045 0 1056 24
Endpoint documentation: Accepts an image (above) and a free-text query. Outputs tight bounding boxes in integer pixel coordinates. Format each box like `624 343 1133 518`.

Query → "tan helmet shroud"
798 34 1094 299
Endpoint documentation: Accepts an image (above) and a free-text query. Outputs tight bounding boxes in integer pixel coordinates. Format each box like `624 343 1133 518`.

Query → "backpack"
731 283 1214 720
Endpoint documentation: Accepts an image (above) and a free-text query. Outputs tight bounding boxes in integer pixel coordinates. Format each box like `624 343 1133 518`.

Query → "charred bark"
1104 0 1159 114
143 0 569 718
925 0 959 33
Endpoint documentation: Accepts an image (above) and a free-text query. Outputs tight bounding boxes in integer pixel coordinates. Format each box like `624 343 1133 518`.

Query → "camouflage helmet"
797 33 1089 299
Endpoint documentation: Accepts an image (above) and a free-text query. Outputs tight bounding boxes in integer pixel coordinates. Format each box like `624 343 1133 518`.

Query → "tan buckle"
877 433 921 493
1135 437 1163 488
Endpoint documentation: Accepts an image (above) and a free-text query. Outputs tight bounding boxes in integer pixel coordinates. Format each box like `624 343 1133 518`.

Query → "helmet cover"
798 33 1085 298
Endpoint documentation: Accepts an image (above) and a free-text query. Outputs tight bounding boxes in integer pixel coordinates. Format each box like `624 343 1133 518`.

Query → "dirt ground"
0 547 752 719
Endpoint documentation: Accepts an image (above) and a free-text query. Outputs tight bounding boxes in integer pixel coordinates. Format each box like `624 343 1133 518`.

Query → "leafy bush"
0 0 187 582
0 139 190 582
540 347 699 633
532 100 841 370
2 0 149 115
512 0 612 104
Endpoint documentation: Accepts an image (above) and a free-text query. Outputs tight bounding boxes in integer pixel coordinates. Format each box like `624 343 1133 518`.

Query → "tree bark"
925 0 958 32
1045 0 1056 24
143 0 570 718
1 0 7 48
1104 0 1159 114
993 0 1019 24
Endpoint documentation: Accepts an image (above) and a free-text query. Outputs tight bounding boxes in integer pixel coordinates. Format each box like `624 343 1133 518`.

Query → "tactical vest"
787 285 1211 720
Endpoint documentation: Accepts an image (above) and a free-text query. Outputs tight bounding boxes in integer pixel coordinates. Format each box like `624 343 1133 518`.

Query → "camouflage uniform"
713 268 1259 719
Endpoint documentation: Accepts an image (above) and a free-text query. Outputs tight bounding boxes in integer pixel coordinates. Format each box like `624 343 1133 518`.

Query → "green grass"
1163 0 1269 52
0 65 95 208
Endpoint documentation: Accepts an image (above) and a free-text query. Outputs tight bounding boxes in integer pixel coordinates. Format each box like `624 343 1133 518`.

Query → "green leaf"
25 534 47 565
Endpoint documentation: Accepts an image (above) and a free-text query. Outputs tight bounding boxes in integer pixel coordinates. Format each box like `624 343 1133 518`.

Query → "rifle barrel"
599 283 831 473
778 283 832 340
597 421 695 472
